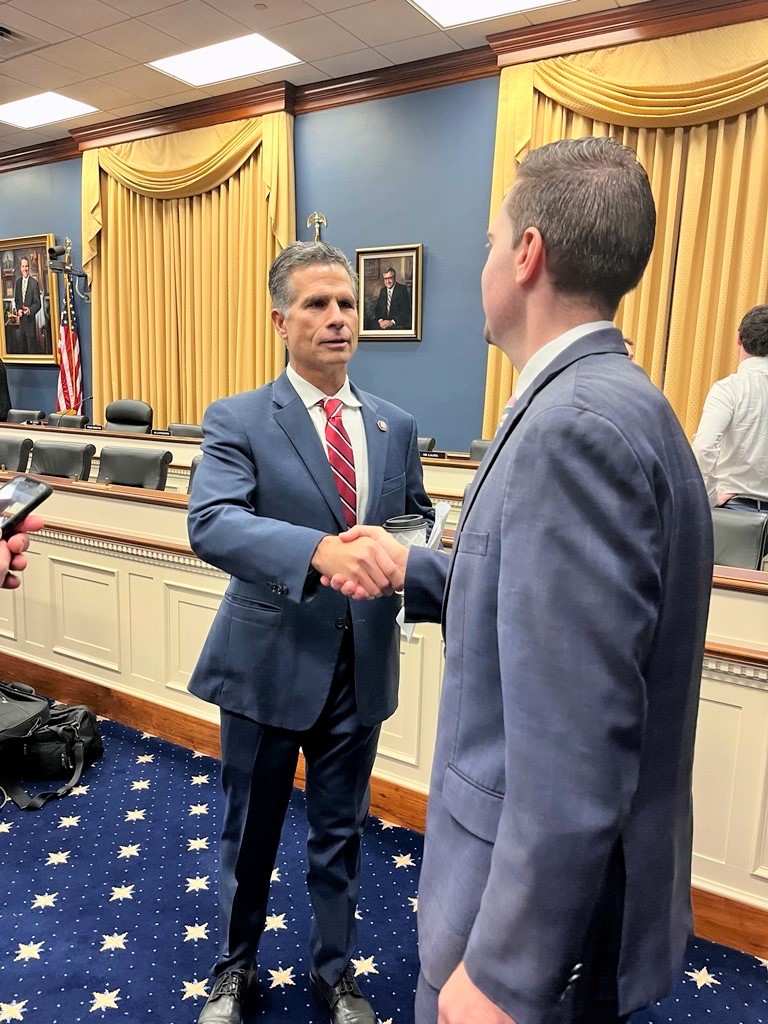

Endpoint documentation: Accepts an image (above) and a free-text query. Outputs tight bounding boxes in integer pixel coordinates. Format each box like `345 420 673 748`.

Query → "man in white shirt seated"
692 304 768 507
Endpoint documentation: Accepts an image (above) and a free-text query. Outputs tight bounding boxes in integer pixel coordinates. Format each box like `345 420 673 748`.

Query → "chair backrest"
469 438 491 461
0 437 33 472
722 493 768 513
29 441 96 480
417 436 436 453
712 507 768 571
104 400 153 434
6 409 45 424
168 422 204 439
47 412 89 429
188 454 203 494
97 447 173 490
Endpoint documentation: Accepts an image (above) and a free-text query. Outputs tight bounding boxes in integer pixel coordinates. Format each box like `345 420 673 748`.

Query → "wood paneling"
705 642 768 668
713 566 768 596
692 887 768 958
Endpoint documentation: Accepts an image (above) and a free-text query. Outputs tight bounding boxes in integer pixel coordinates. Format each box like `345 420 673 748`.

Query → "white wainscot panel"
164 580 224 694
127 572 157 683
378 635 425 768
49 556 120 671
20 547 49 650
0 583 18 642
692 695 741 864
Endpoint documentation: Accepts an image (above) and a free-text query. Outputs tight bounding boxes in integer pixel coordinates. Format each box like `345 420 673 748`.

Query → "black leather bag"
0 686 103 810
0 681 50 738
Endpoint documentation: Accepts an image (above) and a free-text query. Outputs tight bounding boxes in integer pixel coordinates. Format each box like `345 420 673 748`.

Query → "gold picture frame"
357 243 422 341
1 233 59 364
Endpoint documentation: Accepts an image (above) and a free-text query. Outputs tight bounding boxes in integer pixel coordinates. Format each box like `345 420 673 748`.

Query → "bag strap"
0 739 86 811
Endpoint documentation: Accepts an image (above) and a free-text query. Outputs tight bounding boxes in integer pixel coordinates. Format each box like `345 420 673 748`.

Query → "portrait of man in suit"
11 256 42 355
327 138 713 1024
187 240 433 1024
373 266 412 330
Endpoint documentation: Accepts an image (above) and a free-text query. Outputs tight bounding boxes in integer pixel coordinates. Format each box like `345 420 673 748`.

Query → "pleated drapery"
483 20 768 437
83 112 295 427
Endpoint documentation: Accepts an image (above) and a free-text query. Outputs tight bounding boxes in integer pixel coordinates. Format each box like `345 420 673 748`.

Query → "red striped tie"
322 399 357 527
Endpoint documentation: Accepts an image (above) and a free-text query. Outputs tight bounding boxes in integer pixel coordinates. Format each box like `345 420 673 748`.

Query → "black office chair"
0 437 33 472
104 400 153 434
168 423 204 439
30 441 96 480
188 454 203 494
97 447 172 490
417 436 436 453
6 409 45 424
712 506 768 570
469 438 491 461
47 412 89 429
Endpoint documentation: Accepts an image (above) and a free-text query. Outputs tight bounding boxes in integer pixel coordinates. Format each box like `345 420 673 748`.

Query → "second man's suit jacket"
374 282 411 329
405 328 713 1024
188 370 433 731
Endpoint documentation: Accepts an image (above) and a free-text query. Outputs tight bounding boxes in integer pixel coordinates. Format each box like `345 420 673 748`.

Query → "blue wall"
295 77 499 451
0 158 91 417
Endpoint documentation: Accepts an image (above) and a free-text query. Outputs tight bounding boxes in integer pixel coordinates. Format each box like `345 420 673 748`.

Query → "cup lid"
384 514 427 532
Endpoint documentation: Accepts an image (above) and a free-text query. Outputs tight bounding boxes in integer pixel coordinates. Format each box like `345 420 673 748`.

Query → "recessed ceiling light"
408 0 568 28
148 32 302 88
0 92 98 129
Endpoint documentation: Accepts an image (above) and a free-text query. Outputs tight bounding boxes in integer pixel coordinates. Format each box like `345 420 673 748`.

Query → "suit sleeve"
188 400 326 599
28 281 41 318
462 406 663 1022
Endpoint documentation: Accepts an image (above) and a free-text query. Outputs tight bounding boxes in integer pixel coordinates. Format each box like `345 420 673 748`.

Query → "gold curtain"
82 112 295 427
483 20 768 437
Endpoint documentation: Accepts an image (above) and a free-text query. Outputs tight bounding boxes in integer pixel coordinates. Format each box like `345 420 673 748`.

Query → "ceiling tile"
147 89 212 107
42 37 136 74
0 74 36 105
265 14 367 60
523 0 616 24
0 5 74 44
63 78 137 110
0 128 61 150
445 12 529 48
306 0 372 11
98 64 190 100
84 21 186 63
375 29 459 62
6 0 128 34
259 63 330 85
330 0 435 46
0 53 90 90
204 0 320 31
140 0 251 46
200 74 266 96
101 0 187 12
312 46 393 77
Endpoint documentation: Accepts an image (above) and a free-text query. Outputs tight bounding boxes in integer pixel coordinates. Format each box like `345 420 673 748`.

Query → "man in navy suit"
328 138 713 1024
188 240 433 1024
373 267 412 330
13 257 42 354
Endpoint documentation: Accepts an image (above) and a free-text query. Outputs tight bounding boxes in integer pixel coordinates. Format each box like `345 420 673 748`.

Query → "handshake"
311 526 409 601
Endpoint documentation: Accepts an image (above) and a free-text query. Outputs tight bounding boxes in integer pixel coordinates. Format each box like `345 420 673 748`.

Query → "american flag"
56 273 82 414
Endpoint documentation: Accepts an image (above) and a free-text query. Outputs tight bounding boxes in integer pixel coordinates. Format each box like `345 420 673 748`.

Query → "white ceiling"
0 0 651 153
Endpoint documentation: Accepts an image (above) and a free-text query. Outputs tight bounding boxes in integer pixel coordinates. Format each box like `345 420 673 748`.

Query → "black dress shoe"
197 968 254 1024
310 967 376 1024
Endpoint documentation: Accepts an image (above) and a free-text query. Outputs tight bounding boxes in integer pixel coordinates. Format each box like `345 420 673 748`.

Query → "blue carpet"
0 718 766 1023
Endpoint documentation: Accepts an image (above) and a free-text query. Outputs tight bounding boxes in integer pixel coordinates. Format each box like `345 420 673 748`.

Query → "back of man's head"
738 305 768 357
505 137 656 318
269 241 357 316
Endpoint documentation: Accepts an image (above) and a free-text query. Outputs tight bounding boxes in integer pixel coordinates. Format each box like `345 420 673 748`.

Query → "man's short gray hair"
269 241 358 316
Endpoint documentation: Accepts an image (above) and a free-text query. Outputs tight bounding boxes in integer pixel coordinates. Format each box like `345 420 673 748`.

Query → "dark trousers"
415 971 629 1024
216 631 381 986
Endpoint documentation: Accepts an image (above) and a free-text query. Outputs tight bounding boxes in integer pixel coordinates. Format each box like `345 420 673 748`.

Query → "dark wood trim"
294 46 498 114
489 0 768 65
692 886 768 958
0 137 79 174
713 566 768 596
0 422 202 446
704 642 768 669
0 469 189 508
42 518 195 557
70 82 296 151
421 456 479 469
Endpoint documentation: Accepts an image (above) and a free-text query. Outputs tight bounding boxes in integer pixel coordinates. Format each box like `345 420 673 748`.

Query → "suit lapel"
356 385 388 523
272 371 348 532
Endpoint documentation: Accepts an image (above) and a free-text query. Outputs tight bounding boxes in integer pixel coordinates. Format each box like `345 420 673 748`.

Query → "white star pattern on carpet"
265 913 287 932
30 893 57 909
392 853 414 869
0 999 27 1021
351 955 379 977
685 965 721 989
183 923 208 943
13 943 43 964
108 884 134 902
100 934 127 952
89 989 120 1012
181 979 209 1001
268 966 295 989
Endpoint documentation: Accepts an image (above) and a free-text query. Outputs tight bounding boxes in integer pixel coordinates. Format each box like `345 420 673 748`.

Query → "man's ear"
271 308 287 339
515 227 544 286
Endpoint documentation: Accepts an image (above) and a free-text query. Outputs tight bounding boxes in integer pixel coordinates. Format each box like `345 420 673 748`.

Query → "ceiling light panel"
148 32 302 87
0 91 98 128
408 0 567 28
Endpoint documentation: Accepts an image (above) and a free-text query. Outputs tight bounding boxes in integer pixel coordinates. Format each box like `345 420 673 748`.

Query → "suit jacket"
188 370 433 731
374 282 411 329
14 275 41 320
405 328 713 1023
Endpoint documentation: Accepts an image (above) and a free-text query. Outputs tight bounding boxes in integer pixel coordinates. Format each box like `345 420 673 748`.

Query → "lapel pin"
377 419 388 432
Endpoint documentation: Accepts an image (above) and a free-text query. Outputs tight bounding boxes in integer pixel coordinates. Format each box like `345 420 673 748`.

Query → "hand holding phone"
0 477 51 540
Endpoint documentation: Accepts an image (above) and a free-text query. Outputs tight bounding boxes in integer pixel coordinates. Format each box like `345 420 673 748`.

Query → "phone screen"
0 477 50 536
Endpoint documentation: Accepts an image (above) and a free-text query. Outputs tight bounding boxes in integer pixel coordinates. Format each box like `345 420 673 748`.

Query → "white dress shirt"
513 321 615 401
286 363 369 522
692 355 768 507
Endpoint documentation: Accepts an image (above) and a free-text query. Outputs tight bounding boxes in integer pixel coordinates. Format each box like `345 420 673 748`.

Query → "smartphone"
0 476 51 539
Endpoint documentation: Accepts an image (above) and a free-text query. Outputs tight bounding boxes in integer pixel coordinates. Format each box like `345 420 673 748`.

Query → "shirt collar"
738 356 768 374
514 321 615 401
286 363 362 409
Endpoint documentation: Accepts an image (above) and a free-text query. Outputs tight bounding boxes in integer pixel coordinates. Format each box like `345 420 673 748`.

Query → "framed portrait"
357 243 422 341
0 233 59 364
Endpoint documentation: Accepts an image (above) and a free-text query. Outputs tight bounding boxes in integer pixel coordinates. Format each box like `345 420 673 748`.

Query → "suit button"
280 586 289 596
335 617 346 629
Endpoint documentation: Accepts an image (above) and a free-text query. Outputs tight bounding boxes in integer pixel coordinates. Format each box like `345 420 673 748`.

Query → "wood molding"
42 518 195 557
294 46 498 114
0 137 79 174
0 423 203 445
489 0 768 65
704 642 768 669
2 651 767 950
70 82 296 150
0 469 189 509
712 566 768 596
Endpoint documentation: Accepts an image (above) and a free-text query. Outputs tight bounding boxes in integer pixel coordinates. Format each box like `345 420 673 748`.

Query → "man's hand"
320 526 408 600
0 514 44 590
311 533 398 599
378 319 395 329
438 963 516 1024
